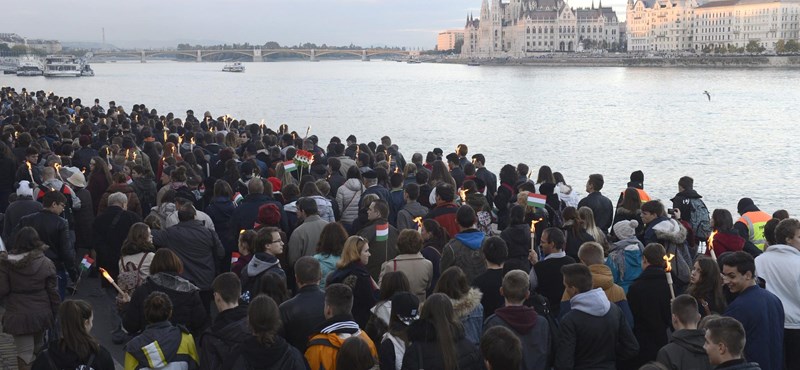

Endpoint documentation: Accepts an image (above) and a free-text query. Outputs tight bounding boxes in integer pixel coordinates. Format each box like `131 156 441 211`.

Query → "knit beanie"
257 203 281 226
613 220 638 240
629 170 644 188
737 198 755 215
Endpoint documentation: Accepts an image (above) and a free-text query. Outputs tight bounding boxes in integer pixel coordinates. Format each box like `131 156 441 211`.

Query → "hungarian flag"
294 150 314 168
232 192 244 205
283 160 297 172
527 193 547 209
80 255 94 271
376 223 389 241
231 252 240 265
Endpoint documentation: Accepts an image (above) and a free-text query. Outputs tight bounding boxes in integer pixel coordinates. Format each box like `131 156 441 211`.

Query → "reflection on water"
5 60 800 214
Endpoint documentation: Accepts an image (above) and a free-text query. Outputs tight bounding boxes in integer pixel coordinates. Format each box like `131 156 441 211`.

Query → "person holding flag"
357 199 399 281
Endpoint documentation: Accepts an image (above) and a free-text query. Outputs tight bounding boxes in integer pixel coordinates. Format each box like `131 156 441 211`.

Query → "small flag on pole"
232 192 244 205
80 254 94 271
231 252 240 265
283 161 297 173
376 223 389 241
527 193 547 209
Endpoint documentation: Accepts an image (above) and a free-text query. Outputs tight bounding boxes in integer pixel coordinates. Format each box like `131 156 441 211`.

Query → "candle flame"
99 267 112 280
54 163 61 171
132 151 137 161
125 149 130 159
178 136 183 145
413 217 423 230
81 167 86 174
459 188 468 202
530 218 542 233
707 230 717 251
663 253 675 272
163 131 167 142
26 161 31 170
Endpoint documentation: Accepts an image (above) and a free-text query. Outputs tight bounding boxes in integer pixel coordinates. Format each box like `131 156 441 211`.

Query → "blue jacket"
724 285 785 370
606 237 644 293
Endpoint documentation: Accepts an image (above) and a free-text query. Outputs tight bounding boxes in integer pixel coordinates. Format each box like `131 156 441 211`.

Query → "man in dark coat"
229 179 287 236
656 295 712 370
577 173 614 234
626 243 673 369
153 203 225 311
532 227 576 318
471 153 497 206
357 199 399 281
199 272 249 370
71 135 98 171
92 192 142 287
279 257 326 353
2 181 42 245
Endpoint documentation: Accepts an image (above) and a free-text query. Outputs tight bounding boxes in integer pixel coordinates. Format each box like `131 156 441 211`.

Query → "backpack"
529 293 559 368
116 253 149 311
42 349 95 370
687 198 712 240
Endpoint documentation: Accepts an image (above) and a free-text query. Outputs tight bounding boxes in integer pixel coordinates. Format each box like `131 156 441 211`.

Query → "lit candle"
26 161 35 185
414 217 424 234
53 163 63 180
459 188 468 203
190 137 195 151
100 268 125 296
663 254 676 299
707 230 718 261
530 218 542 234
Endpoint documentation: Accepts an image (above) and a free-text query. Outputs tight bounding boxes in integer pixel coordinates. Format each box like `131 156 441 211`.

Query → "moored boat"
44 55 81 77
222 62 245 72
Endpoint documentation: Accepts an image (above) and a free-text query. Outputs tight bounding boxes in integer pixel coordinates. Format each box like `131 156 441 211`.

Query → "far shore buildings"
0 33 62 54
438 30 465 51
461 0 623 57
626 0 800 52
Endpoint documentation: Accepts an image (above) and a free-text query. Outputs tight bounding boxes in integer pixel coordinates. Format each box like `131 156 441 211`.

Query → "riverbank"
445 55 800 68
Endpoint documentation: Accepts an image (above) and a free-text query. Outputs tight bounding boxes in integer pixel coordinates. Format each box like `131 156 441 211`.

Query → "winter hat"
629 170 644 188
257 203 281 226
15 180 34 198
539 183 556 196
362 169 377 179
65 169 87 188
267 177 282 192
391 292 420 326
613 220 638 240
737 198 755 215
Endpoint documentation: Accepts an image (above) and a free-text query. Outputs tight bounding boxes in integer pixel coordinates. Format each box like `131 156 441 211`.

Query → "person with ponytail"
222 295 307 369
124 291 199 369
400 293 483 370
32 300 115 370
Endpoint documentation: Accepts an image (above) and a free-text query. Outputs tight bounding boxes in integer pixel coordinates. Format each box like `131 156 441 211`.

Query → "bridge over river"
90 48 420 62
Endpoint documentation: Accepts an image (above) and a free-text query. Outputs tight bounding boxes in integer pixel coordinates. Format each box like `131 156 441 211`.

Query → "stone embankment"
448 55 800 67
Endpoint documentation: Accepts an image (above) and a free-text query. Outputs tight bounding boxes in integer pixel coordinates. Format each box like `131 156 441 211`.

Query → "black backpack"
687 198 712 240
528 292 559 368
41 349 95 370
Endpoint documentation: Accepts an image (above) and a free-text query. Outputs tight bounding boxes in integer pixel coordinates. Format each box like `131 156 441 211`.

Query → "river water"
2 60 799 215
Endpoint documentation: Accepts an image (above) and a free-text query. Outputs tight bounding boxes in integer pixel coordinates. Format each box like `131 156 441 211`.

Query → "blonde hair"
337 236 367 269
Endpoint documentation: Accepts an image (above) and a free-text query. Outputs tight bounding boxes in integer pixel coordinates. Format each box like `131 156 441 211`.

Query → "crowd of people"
0 85 797 370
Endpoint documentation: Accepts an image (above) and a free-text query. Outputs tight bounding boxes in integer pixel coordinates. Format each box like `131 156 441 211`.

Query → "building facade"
462 0 622 58
626 0 800 52
437 30 465 51
0 33 62 54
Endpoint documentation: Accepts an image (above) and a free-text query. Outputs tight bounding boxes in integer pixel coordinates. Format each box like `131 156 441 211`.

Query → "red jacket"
425 202 460 238
706 231 744 256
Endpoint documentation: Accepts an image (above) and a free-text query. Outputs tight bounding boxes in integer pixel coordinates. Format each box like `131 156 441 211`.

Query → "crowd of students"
0 86 797 370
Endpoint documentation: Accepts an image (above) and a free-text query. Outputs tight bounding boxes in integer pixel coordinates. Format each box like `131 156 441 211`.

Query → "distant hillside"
62 41 118 50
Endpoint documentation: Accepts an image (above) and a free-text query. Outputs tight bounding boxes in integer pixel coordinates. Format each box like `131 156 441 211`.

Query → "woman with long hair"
119 222 156 287
87 156 113 214
553 172 581 208
612 187 645 239
534 165 555 193
223 295 307 369
706 209 746 256
495 164 518 231
421 219 447 296
367 271 411 343
32 300 115 370
327 235 379 327
0 227 59 369
562 206 594 260
426 160 456 206
254 272 289 305
314 222 349 287
401 293 483 370
687 255 727 316
578 206 607 251
338 337 379 370
434 267 483 346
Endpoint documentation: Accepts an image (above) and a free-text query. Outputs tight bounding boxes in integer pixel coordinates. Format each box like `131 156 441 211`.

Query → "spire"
592 0 595 8
480 0 490 21
466 13 470 26
599 0 602 7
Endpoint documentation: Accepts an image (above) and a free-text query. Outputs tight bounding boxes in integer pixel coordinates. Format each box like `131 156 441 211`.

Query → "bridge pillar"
252 48 262 62
140 50 146 63
310 49 317 62
361 50 370 61
196 50 202 62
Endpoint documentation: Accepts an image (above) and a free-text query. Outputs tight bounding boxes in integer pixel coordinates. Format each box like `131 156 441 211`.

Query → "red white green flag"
376 223 389 241
283 161 297 172
231 252 240 265
80 254 94 271
527 193 547 208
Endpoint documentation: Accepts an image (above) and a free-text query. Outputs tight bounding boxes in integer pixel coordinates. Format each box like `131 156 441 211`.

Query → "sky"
7 0 627 50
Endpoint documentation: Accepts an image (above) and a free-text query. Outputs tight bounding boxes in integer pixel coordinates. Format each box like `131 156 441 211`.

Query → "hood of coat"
343 178 365 192
454 230 485 250
569 288 611 317
653 218 688 244
245 252 281 278
493 305 539 335
501 225 531 246
148 272 199 293
107 182 134 194
589 264 616 291
671 329 708 355
124 321 184 365
239 335 292 365
611 237 644 252
1 246 49 273
557 182 573 195
450 287 483 319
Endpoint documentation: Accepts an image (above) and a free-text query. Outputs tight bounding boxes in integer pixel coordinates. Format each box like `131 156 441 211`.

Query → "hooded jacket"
305 314 377 370
124 321 199 370
555 288 639 370
313 253 340 288
198 305 249 370
485 305 551 370
606 236 644 293
656 329 713 370
123 272 208 336
500 223 533 268
336 178 364 224
327 262 378 328
560 264 634 327
755 244 800 329
450 288 484 346
706 231 744 256
0 247 59 336
32 343 115 370
240 252 286 302
645 217 692 285
401 319 484 370
440 229 486 282
396 201 429 231
671 189 702 224
223 335 307 370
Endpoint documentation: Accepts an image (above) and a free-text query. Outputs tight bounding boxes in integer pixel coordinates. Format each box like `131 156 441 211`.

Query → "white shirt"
755 244 800 329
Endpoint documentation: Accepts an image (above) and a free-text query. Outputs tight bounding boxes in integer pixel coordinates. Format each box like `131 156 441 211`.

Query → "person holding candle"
0 226 60 370
687 256 727 317
14 147 42 185
626 243 673 369
396 183 429 231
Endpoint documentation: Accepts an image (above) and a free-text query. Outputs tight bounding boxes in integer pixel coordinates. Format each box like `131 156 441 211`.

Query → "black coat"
533 254 576 317
72 147 99 171
278 284 326 353
555 302 639 370
626 266 673 368
152 220 224 290
2 197 42 245
327 262 378 328
229 193 288 235
656 329 713 370
123 272 209 336
578 191 614 234
401 320 485 370
31 344 115 370
16 210 75 278
222 335 308 370
199 305 249 370
0 156 16 192
92 206 142 281
73 188 94 251
205 196 237 254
